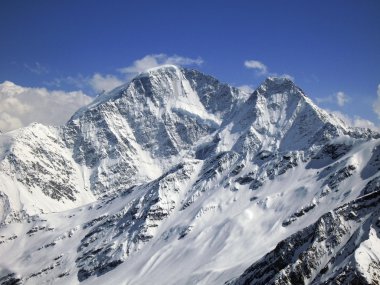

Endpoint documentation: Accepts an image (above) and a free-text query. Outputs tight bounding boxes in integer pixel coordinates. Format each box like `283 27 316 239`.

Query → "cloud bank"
0 81 92 132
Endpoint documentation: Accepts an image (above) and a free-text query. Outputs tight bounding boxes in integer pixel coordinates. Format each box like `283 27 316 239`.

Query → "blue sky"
1 0 380 130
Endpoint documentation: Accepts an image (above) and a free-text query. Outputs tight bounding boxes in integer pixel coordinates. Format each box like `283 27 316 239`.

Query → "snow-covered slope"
0 124 96 222
0 65 379 285
227 189 380 285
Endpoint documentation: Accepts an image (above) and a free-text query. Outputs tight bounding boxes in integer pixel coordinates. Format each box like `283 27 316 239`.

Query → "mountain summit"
0 66 379 285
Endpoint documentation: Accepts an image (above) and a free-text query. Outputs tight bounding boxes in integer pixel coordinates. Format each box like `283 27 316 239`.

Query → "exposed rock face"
227 190 380 285
0 65 379 285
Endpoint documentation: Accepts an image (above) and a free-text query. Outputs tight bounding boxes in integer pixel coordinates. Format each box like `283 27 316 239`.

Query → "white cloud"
244 60 268 75
316 91 349 107
119 54 203 76
330 110 379 131
0 81 93 132
353 117 379 130
243 60 294 81
373 84 380 119
47 73 123 94
238 85 254 94
45 74 89 90
0 113 23 132
89 73 124 93
336 91 349 107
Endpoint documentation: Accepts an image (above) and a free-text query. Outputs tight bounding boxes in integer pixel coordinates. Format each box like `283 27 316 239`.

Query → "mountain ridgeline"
0 65 379 285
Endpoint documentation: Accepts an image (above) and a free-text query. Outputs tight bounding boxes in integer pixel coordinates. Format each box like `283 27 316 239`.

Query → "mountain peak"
264 75 295 87
136 64 181 78
265 76 293 85
256 76 306 98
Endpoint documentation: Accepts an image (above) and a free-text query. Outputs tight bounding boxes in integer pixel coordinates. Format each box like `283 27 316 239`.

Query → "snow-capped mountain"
0 65 379 285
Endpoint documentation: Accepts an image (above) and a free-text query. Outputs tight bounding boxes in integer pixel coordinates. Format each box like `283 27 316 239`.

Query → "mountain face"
0 65 379 285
